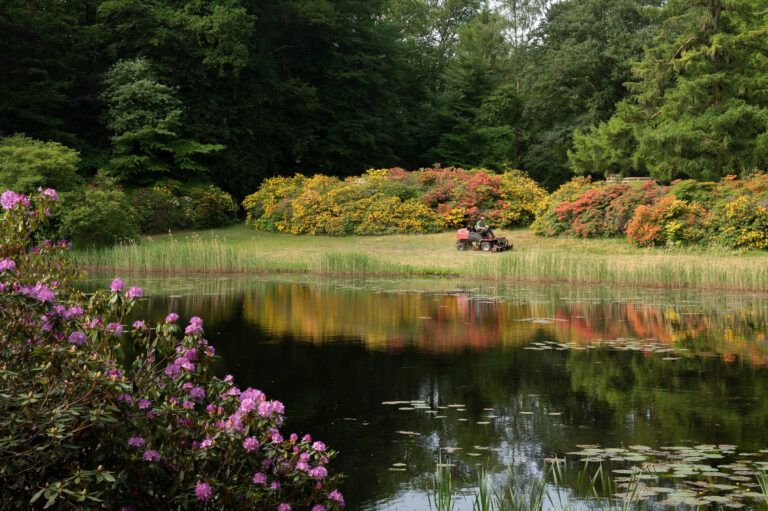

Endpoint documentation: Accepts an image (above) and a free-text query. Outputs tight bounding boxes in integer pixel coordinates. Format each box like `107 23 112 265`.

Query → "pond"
84 274 768 509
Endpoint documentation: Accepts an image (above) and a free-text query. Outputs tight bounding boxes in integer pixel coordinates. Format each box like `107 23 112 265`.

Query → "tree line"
1 0 767 198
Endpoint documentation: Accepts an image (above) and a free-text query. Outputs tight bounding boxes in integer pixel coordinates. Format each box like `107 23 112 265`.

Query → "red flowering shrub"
604 181 668 234
0 189 344 509
531 177 601 236
554 185 628 237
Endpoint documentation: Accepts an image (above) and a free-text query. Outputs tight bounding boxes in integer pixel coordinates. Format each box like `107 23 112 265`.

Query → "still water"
86 275 768 509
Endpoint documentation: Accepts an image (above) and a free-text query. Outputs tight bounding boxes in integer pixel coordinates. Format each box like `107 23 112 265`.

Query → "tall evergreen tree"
570 0 768 181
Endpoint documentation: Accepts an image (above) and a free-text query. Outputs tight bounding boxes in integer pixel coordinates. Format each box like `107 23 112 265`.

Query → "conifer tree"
570 0 768 181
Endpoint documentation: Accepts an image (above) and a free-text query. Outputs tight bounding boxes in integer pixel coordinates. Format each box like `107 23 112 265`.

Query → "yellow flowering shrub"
354 195 445 235
242 167 538 236
714 196 768 250
499 169 547 227
242 175 305 232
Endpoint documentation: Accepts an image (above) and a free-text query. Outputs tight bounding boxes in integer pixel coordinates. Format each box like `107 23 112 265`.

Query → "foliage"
0 189 344 509
530 177 601 236
243 167 545 235
130 184 238 234
129 186 196 234
101 58 223 185
569 0 768 181
626 196 708 247
523 0 659 187
0 135 82 193
56 173 139 246
187 185 239 228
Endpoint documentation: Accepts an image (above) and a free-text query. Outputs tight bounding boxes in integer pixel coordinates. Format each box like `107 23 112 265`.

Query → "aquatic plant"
0 189 343 509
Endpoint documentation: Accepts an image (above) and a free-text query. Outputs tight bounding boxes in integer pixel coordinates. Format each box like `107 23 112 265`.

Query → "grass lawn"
73 224 768 291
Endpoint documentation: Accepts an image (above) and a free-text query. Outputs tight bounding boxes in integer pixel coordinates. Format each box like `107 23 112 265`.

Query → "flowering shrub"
626 196 708 247
546 182 669 238
242 167 545 235
0 189 343 509
713 195 768 249
604 182 668 234
530 177 601 236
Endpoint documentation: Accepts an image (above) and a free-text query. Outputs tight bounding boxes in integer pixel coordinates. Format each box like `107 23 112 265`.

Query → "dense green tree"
0 135 82 193
520 0 659 187
100 58 223 185
0 0 105 163
430 10 514 167
570 0 768 181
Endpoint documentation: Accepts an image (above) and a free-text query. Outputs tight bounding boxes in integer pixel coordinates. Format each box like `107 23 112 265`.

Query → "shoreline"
78 264 767 294
72 225 768 293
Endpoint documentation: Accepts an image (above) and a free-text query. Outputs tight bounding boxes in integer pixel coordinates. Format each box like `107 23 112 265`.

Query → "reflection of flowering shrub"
626 196 707 247
0 190 343 509
242 167 545 235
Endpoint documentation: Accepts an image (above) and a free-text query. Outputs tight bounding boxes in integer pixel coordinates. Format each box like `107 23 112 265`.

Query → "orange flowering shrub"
626 196 708 247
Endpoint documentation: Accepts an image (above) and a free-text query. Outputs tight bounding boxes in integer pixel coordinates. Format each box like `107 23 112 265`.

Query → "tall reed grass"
431 461 648 511
467 248 768 291
74 232 768 291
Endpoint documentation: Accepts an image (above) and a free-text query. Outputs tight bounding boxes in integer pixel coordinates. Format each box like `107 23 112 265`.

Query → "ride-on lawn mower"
456 226 512 252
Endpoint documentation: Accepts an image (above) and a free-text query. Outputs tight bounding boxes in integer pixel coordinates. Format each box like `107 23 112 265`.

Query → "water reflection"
83 275 768 509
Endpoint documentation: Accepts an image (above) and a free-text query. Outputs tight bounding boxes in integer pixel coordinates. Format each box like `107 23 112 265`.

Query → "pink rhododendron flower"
106 322 123 336
252 472 267 485
194 481 212 501
165 313 179 323
329 490 345 508
312 441 326 452
126 286 143 298
143 450 160 462
128 437 145 447
309 466 328 480
277 503 290 511
138 399 152 410
243 437 259 451
0 259 15 272
67 331 87 345
110 278 125 292
1 191 19 209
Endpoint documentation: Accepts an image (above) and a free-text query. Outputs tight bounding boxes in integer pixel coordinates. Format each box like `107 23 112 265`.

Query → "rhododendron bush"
532 173 768 250
0 190 343 509
242 167 546 235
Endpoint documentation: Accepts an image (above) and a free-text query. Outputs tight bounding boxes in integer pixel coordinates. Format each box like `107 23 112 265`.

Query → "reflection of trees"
567 350 768 449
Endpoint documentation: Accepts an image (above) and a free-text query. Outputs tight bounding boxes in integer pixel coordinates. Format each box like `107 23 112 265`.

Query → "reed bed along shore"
73 225 768 291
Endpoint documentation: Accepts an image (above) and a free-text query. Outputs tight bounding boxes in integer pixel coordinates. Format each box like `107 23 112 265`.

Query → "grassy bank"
73 224 768 291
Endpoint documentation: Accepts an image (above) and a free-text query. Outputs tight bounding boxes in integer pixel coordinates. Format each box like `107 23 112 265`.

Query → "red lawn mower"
456 226 512 252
